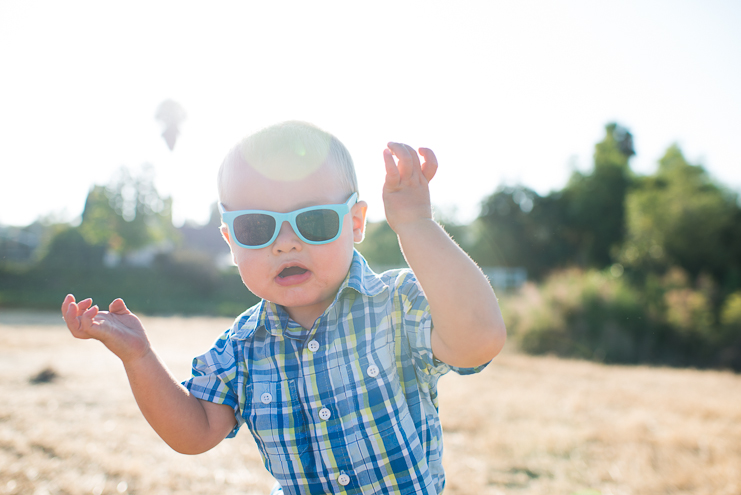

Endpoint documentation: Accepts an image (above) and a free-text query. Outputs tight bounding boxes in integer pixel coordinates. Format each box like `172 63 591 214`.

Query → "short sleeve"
181 330 245 438
395 271 489 378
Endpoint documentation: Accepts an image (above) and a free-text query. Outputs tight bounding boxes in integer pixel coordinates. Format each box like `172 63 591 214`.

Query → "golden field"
1 310 740 495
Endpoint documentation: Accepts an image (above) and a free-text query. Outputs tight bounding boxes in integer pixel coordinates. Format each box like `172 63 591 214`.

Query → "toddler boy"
62 121 506 494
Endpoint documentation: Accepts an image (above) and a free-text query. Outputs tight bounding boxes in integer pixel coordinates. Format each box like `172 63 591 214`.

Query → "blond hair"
218 121 357 201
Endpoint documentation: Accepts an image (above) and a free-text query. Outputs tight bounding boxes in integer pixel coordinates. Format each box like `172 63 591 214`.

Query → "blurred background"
1 0 741 370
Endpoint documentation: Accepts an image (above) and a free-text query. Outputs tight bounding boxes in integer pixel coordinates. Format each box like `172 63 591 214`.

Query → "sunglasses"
219 193 358 249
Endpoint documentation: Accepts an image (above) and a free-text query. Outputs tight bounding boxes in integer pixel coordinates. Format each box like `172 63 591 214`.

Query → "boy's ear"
220 224 231 245
220 225 239 265
352 201 368 243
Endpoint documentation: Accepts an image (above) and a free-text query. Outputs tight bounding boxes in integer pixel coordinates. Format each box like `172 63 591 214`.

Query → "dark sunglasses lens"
233 214 276 246
296 209 340 242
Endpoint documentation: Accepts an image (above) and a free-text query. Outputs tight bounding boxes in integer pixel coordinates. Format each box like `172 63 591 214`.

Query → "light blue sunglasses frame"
219 193 358 249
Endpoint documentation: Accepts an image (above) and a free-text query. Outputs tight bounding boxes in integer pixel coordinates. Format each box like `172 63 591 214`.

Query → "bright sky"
1 0 740 227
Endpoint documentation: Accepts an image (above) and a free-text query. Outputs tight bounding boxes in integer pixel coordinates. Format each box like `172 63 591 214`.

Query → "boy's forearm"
396 219 506 367
122 349 234 454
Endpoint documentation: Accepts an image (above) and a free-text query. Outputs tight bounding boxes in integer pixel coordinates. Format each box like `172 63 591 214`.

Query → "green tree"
560 123 634 267
619 145 741 287
79 164 177 262
471 123 634 278
78 185 120 248
471 186 573 278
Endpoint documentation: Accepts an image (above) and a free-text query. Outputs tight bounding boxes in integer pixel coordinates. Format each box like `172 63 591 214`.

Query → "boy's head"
217 121 368 327
218 121 358 206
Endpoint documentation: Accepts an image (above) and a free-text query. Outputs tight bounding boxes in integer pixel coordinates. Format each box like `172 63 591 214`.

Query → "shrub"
153 250 219 295
717 292 741 370
507 268 650 363
721 292 741 328
40 227 106 271
504 267 741 370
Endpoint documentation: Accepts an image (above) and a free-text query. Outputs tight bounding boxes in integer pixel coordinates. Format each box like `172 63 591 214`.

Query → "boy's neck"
284 304 327 331
284 308 320 330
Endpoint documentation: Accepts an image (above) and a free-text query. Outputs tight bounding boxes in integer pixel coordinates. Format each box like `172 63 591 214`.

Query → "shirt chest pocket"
244 379 310 456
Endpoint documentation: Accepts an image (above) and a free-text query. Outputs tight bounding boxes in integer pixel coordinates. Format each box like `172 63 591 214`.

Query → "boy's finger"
387 142 417 180
387 142 410 161
383 149 400 183
418 147 438 183
61 294 75 315
109 298 130 315
80 305 99 332
402 143 421 171
77 298 93 313
63 300 80 331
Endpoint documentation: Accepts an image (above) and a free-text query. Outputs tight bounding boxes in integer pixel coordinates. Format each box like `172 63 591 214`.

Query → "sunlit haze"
1 1 739 227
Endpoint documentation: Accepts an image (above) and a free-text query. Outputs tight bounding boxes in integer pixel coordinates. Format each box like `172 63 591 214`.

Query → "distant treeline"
1 123 740 370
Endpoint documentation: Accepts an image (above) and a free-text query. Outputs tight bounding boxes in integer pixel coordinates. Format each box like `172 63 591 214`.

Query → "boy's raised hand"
382 142 438 233
62 294 151 364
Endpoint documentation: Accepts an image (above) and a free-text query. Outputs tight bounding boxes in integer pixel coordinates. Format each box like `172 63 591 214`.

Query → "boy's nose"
272 221 302 253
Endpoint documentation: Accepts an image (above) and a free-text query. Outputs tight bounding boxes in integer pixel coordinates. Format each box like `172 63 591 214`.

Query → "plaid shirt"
183 250 486 494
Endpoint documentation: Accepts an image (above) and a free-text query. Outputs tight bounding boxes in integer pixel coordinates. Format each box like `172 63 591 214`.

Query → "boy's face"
220 160 367 328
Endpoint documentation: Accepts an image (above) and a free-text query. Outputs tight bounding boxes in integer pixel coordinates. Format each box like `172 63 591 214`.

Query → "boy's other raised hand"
382 143 438 234
62 294 151 364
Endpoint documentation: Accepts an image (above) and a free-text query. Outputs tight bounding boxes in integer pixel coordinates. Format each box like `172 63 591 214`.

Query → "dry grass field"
1 310 740 495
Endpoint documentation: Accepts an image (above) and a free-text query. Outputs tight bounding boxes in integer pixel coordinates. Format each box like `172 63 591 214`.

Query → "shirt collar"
343 248 388 298
232 249 387 340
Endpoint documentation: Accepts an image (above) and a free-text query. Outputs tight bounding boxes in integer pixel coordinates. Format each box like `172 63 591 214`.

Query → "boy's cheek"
235 262 266 298
231 250 260 283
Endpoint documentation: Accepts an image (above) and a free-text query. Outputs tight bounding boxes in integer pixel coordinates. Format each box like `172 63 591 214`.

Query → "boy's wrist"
119 345 156 370
391 217 439 242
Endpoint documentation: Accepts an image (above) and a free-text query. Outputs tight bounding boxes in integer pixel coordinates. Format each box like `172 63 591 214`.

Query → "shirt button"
260 393 273 404
366 364 380 378
337 473 350 486
319 407 331 420
308 340 320 352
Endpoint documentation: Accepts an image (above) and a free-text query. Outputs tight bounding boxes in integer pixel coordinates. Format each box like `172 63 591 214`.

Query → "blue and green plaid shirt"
183 250 487 494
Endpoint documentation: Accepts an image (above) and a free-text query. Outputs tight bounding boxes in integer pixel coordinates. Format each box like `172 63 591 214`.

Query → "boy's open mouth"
278 266 308 278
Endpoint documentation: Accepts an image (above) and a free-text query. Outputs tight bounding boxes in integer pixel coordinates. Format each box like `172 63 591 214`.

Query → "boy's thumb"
109 298 129 314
